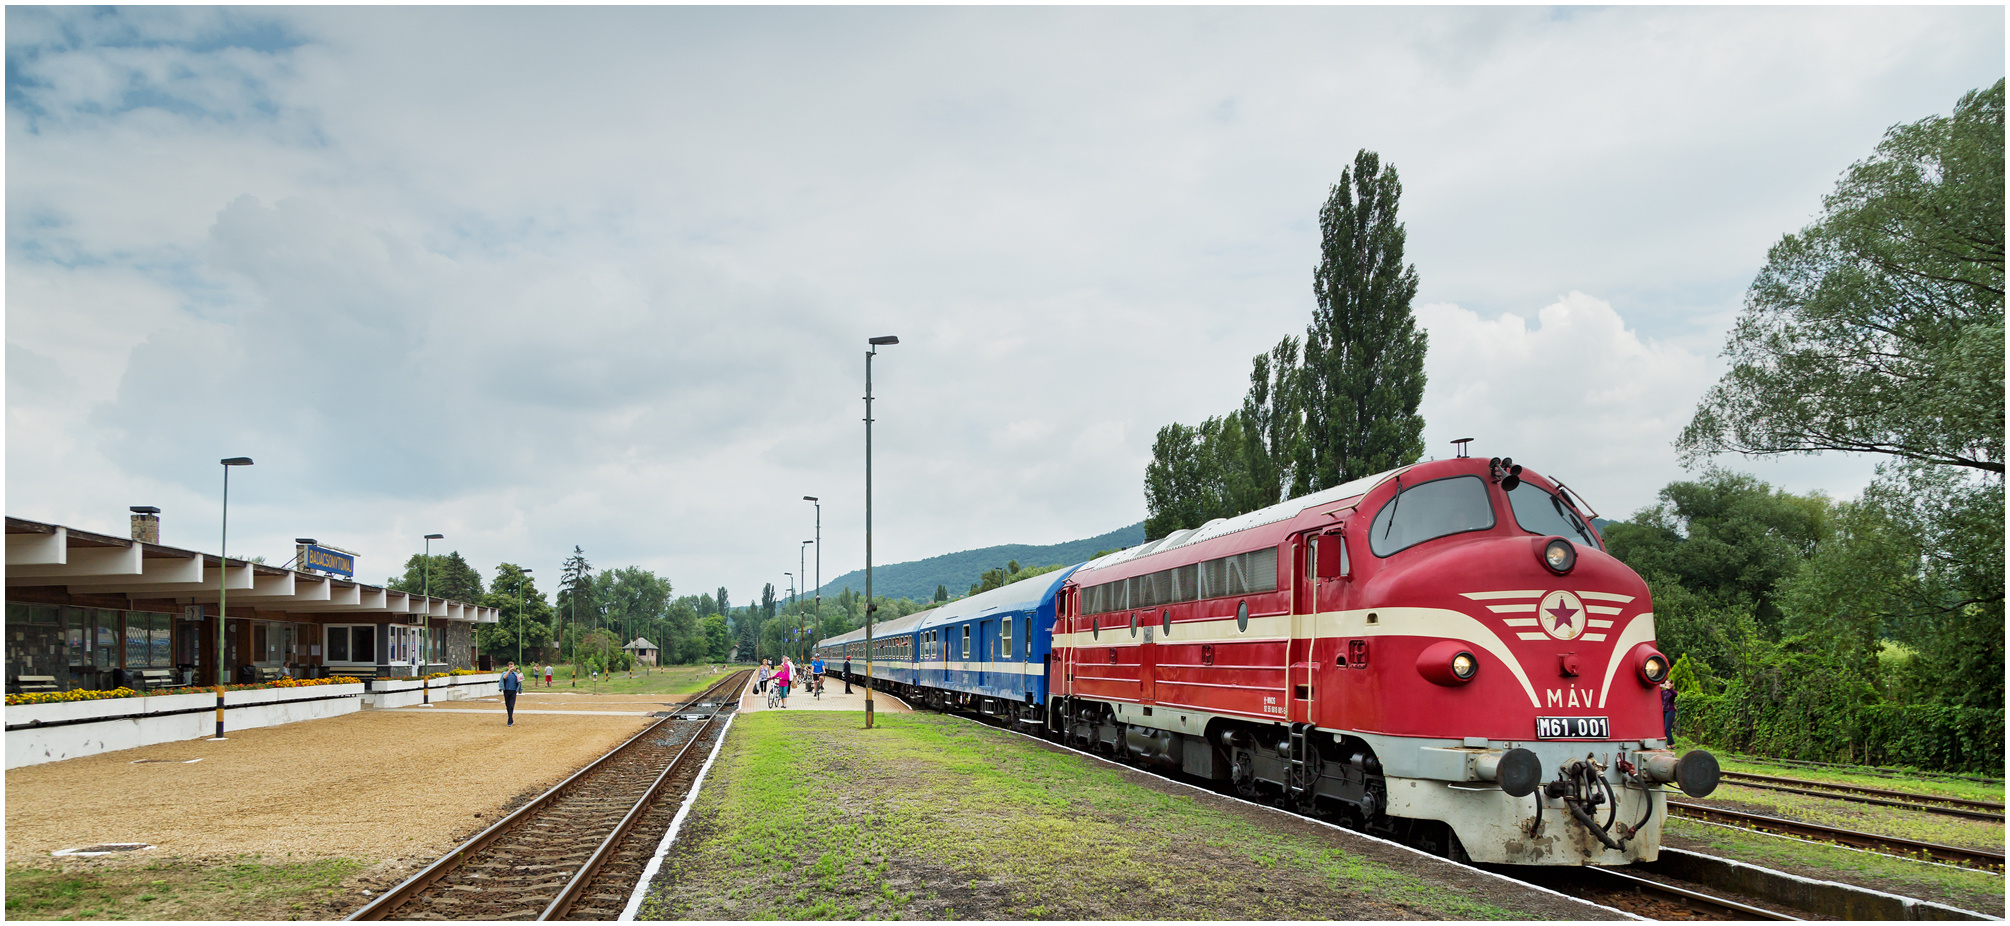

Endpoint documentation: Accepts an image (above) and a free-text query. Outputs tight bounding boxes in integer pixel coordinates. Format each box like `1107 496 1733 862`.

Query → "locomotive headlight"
1418 641 1479 686
1541 537 1576 574
1640 651 1670 685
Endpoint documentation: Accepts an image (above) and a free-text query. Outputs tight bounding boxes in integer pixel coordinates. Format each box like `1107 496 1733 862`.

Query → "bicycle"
812 675 824 700
766 680 782 709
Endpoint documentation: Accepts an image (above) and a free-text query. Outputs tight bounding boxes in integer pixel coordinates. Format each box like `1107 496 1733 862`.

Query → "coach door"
1289 535 1319 724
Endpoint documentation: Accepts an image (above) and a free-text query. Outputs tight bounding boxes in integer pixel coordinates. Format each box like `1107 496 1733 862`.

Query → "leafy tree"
1603 470 1831 634
716 586 730 617
1679 81 2002 475
700 614 731 661
596 566 672 654
1303 149 1428 488
555 546 594 662
1242 335 1308 500
1143 412 1270 538
933 584 948 602
387 551 484 603
479 562 552 665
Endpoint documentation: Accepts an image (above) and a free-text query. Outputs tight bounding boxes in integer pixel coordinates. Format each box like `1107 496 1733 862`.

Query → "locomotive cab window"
1368 475 1497 557
1507 483 1603 549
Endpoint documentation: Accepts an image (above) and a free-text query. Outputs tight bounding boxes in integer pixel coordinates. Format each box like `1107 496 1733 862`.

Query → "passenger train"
816 454 1720 866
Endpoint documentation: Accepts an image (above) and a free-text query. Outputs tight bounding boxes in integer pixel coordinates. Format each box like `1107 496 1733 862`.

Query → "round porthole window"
1236 601 1249 633
1161 609 1171 635
1130 612 1139 637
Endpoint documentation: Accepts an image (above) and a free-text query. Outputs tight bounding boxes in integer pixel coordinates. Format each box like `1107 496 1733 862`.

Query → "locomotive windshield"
1368 475 1496 557
1507 483 1602 549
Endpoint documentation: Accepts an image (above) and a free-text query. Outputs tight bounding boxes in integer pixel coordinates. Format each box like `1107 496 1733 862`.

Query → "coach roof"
915 564 1079 633
1077 465 1413 575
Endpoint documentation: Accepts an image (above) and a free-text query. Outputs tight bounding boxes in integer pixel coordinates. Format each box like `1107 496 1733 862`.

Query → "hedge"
1682 688 2004 773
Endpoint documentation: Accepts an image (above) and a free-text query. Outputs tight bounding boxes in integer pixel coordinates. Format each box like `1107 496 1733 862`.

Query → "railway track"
1667 799 2006 870
1719 771 2006 821
346 669 750 921
1498 863 1800 921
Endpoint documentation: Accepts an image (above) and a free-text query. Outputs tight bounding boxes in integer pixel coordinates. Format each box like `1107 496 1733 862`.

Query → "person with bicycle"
773 656 793 708
810 655 825 699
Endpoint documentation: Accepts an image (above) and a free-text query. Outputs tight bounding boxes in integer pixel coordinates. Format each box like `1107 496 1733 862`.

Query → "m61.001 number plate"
1536 716 1609 739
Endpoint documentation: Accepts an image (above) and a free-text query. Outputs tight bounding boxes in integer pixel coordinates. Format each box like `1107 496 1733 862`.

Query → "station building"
6 509 498 693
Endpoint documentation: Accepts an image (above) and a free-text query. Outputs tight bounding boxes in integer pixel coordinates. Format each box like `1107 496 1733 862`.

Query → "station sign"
300 544 356 577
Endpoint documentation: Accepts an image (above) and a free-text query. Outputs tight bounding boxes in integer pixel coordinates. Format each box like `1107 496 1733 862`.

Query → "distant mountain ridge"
815 522 1145 603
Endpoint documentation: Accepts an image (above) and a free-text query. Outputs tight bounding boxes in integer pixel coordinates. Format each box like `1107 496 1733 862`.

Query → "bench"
10 675 58 695
131 668 190 692
322 666 376 682
238 665 291 685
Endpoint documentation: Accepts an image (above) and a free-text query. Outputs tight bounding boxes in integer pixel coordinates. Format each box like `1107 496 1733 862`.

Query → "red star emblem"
1546 602 1577 630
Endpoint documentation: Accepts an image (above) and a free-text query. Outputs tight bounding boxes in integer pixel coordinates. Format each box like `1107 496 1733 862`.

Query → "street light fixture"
215 456 253 739
864 334 897 727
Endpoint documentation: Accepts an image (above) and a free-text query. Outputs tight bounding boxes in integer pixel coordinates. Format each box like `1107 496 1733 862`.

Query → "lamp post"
517 567 534 666
215 457 253 739
803 496 820 659
422 533 442 670
864 334 897 727
800 540 813 662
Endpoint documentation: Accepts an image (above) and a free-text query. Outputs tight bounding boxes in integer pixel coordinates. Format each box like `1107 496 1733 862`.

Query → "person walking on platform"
843 656 852 694
501 662 524 726
774 657 793 708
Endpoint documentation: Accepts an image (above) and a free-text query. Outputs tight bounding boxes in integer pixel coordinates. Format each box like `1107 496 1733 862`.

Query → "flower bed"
4 676 362 707
5 682 366 769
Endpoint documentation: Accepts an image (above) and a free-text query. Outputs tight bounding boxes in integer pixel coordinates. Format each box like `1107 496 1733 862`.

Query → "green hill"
815 522 1145 603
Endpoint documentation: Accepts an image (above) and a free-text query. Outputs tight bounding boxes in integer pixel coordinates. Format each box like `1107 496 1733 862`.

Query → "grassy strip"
539 664 737 698
1664 818 2003 916
639 712 1531 921
1696 780 2004 852
5 856 365 921
1691 743 2005 805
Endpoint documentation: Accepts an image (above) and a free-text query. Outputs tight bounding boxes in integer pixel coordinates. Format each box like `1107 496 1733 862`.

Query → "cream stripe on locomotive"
1595 613 1658 709
1050 612 1292 648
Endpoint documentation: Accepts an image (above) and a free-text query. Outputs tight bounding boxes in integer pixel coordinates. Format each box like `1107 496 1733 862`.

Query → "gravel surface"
6 695 655 873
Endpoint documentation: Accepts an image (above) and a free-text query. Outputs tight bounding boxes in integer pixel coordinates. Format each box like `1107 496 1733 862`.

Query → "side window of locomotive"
1506 484 1603 549
1368 475 1497 557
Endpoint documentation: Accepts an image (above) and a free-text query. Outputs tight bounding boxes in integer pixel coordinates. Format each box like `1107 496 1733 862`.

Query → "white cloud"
4 6 1991 600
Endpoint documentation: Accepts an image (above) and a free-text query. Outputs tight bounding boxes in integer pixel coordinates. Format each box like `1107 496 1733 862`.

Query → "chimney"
130 506 161 544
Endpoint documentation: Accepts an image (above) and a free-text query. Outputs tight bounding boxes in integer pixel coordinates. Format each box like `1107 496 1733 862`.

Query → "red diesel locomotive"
1046 453 1719 865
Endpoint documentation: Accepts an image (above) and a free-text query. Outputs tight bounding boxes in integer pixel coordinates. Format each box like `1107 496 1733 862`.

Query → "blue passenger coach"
815 607 936 691
820 567 1077 727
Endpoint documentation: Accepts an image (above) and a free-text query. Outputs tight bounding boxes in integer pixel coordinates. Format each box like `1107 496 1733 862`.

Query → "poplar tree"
1304 149 1428 488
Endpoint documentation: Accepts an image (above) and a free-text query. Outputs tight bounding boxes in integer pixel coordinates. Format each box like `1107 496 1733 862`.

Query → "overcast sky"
6 6 2002 607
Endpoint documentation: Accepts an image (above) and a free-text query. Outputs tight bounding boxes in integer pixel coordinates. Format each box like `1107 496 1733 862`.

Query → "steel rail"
346 670 750 921
1718 772 2005 821
1727 755 2003 787
1722 771 2004 811
541 684 733 919
1576 866 1801 921
1667 800 2006 870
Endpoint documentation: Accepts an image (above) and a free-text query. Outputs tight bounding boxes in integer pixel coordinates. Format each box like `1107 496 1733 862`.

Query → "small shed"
622 636 660 666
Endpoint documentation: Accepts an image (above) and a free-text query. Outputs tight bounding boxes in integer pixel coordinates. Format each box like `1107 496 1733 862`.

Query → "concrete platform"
736 674 910 714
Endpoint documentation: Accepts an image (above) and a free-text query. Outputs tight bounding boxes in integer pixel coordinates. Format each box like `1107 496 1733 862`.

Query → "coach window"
1002 617 1014 660
1368 475 1497 557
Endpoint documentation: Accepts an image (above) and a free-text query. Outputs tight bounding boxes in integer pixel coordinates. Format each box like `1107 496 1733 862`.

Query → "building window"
327 625 377 664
